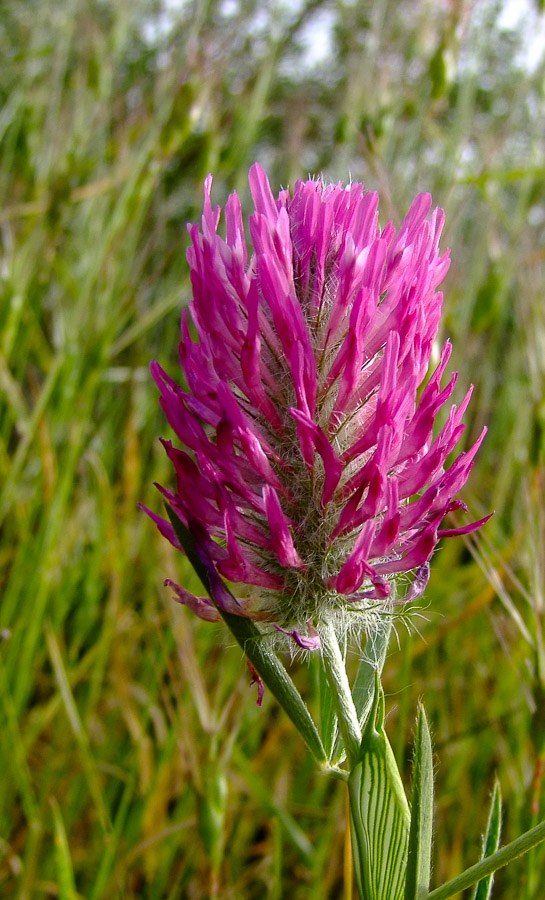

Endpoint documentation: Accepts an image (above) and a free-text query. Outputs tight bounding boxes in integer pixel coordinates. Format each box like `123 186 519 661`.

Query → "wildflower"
143 164 489 647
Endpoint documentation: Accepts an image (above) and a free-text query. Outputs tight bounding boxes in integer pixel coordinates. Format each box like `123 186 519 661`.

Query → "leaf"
166 505 327 765
470 781 502 900
348 674 410 900
404 704 434 900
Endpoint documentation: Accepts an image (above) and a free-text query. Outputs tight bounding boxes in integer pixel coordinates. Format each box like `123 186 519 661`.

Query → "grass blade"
470 780 502 900
50 796 78 900
44 622 111 835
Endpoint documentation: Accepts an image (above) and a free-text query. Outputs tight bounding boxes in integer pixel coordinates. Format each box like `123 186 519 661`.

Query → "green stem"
319 621 362 768
166 506 327 765
428 818 545 900
219 609 327 764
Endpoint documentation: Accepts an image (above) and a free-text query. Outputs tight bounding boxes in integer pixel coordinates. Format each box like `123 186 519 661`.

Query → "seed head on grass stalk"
142 164 490 652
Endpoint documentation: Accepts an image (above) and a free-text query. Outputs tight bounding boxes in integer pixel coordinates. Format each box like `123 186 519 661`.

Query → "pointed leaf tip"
404 704 434 900
470 781 502 900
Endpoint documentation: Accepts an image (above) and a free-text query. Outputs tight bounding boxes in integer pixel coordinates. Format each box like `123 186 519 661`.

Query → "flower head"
144 164 489 646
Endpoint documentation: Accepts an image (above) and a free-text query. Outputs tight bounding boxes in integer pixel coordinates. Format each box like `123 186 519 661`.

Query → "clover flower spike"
143 164 490 648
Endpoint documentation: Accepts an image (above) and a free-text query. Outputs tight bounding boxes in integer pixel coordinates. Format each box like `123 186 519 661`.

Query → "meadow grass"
0 1 544 897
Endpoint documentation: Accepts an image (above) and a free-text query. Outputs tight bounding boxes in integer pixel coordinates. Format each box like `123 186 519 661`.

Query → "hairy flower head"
143 164 489 648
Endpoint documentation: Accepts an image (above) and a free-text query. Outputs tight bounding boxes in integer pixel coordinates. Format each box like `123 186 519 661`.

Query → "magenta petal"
224 190 248 265
438 512 494 538
263 485 305 569
374 526 438 576
349 574 392 601
216 382 284 489
248 662 265 706
220 509 285 589
401 562 431 603
248 162 280 223
369 480 400 558
334 425 393 538
139 503 183 551
274 622 321 651
334 521 376 594
187 532 273 617
164 579 222 622
290 409 343 505
289 339 317 420
240 285 284 428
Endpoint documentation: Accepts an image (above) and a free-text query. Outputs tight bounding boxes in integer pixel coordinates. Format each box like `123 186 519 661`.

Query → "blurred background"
0 0 544 897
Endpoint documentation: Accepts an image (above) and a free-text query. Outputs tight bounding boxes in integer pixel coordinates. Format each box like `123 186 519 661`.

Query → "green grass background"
1 0 544 897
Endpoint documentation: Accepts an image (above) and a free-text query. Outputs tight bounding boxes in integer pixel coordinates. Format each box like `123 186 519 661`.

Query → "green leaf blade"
470 780 502 900
404 704 434 900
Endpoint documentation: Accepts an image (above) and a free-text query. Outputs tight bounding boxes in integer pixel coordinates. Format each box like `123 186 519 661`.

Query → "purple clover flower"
143 164 490 647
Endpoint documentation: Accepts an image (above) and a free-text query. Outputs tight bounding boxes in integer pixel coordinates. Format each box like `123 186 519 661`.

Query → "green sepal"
166 505 327 765
469 780 502 900
348 673 411 900
404 704 434 900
